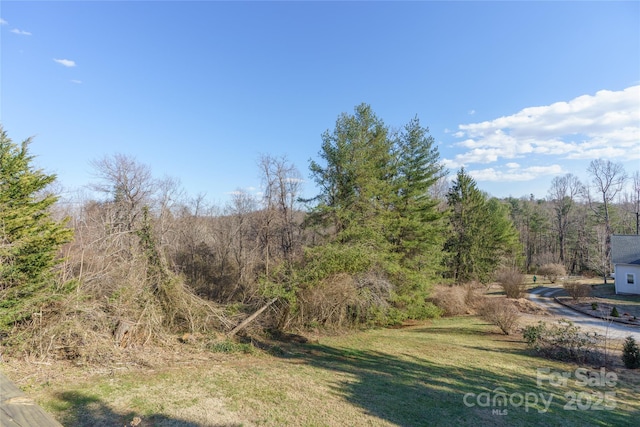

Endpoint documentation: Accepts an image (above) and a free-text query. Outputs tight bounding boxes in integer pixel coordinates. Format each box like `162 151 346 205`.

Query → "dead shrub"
495 267 526 299
296 272 392 328
98 257 230 347
464 282 485 310
538 263 566 284
0 255 231 363
563 281 591 300
430 285 469 316
2 295 117 363
478 297 521 335
298 273 359 328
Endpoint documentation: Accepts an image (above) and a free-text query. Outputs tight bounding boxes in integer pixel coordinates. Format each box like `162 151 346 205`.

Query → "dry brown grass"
510 298 549 315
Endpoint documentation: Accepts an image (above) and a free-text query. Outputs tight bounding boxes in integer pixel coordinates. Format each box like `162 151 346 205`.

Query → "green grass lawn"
14 316 640 426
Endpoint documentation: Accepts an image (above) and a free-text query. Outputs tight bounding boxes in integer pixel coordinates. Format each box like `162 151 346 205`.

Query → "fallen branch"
227 298 278 337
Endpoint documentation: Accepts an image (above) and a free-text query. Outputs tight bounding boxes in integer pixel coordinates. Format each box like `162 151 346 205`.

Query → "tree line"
0 106 638 357
508 162 638 282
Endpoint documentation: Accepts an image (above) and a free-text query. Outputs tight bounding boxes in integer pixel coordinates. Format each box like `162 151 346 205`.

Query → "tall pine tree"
390 117 447 274
309 103 394 248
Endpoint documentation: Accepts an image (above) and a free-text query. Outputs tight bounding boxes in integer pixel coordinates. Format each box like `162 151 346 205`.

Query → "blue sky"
1 1 639 206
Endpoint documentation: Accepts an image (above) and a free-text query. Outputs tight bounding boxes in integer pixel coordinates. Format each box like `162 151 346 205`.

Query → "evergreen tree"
444 168 519 283
389 117 447 274
622 336 640 369
295 105 448 323
0 128 73 328
483 198 521 269
308 103 394 248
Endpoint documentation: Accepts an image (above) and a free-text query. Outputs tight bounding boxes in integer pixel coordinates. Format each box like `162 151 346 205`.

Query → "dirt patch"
511 298 550 315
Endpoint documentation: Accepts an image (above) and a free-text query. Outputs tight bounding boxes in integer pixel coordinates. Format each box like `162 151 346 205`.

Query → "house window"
627 274 635 285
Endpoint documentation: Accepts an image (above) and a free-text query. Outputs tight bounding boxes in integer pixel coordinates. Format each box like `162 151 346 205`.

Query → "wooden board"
0 371 63 427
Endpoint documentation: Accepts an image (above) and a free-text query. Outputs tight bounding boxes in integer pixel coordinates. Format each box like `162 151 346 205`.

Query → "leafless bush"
3 294 116 363
299 273 359 328
429 283 484 316
430 285 469 316
478 297 521 335
464 282 485 309
495 267 526 299
2 268 231 363
538 263 566 283
296 272 392 328
563 280 591 300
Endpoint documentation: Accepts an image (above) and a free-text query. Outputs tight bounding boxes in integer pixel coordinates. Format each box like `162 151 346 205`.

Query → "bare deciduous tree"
89 153 156 232
154 175 185 249
226 189 259 291
258 155 303 274
547 173 583 266
628 171 640 235
585 159 627 282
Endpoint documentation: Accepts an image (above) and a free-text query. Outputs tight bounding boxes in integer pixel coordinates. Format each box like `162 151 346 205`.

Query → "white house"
611 234 640 295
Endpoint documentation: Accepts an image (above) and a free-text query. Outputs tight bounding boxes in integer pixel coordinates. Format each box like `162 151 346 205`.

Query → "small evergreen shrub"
591 302 598 310
622 336 640 369
610 306 620 317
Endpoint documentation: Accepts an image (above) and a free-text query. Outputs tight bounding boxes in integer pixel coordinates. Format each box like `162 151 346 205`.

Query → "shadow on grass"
268 327 637 427
50 390 241 427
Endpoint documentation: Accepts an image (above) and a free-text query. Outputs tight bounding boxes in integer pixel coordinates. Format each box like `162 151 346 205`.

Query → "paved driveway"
528 286 640 341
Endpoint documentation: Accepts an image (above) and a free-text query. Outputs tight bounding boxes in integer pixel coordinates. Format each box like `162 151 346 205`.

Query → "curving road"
527 286 640 342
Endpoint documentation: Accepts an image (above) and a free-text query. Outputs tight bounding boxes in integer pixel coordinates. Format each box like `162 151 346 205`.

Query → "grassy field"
4 316 640 427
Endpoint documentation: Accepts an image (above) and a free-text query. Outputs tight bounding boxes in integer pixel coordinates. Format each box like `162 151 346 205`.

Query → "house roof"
611 234 640 265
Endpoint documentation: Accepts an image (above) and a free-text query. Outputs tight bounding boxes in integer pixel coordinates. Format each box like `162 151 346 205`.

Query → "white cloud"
469 164 564 182
444 87 640 189
54 58 76 67
468 109 476 115
0 18 8 25
449 86 640 169
10 28 31 36
71 79 83 84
